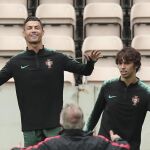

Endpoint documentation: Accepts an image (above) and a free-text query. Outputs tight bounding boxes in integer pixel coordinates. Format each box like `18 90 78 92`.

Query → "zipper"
35 54 40 68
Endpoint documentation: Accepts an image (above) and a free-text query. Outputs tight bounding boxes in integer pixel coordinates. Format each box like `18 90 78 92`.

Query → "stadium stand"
0 0 27 5
0 36 26 56
35 4 76 38
85 0 120 5
137 66 150 85
82 36 123 57
0 3 28 36
131 35 150 56
43 35 75 58
63 71 78 107
85 66 120 86
39 0 75 6
131 0 150 5
64 71 75 86
131 3 150 38
83 3 123 38
81 35 122 86
0 4 27 25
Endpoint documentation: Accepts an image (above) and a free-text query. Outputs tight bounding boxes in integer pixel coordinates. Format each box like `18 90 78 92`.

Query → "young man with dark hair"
11 103 130 150
0 16 101 147
85 47 150 150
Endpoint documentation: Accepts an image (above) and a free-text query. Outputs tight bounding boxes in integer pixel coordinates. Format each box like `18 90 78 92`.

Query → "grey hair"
60 103 85 129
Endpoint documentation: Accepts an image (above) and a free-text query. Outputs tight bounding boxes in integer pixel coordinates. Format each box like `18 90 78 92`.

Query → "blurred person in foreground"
12 103 130 150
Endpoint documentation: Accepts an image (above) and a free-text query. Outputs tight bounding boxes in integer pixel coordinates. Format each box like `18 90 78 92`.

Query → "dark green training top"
0 47 95 131
86 78 150 150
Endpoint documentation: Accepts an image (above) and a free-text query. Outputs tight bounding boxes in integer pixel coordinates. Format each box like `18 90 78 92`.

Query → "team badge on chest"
132 96 140 106
45 59 53 69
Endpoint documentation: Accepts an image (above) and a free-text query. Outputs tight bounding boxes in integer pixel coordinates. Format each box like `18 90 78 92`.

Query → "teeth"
31 35 37 38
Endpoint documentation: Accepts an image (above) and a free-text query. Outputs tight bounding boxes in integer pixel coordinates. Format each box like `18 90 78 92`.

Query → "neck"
121 75 138 86
27 42 43 53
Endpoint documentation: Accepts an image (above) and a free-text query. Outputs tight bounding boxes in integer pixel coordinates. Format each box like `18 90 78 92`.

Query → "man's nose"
31 27 37 32
121 63 126 68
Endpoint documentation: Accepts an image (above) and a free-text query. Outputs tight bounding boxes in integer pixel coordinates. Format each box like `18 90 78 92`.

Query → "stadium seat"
0 4 28 36
63 71 77 105
85 0 120 5
82 35 122 84
141 57 150 67
0 36 26 56
64 71 75 86
0 4 27 24
36 4 76 38
131 0 150 5
0 0 27 6
131 3 150 38
43 35 75 58
82 36 123 57
94 56 117 67
39 0 74 6
131 35 150 56
84 66 120 85
0 25 23 36
137 66 150 85
83 3 123 38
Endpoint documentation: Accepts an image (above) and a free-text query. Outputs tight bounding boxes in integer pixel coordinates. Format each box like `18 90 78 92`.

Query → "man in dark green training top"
85 47 150 150
0 16 101 147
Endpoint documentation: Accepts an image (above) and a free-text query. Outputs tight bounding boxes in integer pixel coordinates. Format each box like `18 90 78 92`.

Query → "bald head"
60 103 85 129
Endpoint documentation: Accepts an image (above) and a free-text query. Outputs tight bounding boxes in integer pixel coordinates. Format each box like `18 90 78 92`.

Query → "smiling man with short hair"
0 16 101 147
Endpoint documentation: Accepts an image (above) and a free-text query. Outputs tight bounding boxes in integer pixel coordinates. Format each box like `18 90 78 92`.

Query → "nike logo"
21 65 29 69
108 95 117 99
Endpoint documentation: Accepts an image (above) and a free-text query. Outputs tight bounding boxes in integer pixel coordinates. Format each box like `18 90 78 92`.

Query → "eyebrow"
26 25 41 28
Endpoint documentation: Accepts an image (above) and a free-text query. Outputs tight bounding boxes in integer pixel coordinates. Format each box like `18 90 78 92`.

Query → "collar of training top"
119 76 139 87
26 45 45 55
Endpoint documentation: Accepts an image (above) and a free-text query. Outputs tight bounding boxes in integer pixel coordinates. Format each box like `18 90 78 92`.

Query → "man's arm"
108 130 130 150
84 84 106 132
11 137 56 150
0 60 13 85
64 50 101 76
97 131 130 150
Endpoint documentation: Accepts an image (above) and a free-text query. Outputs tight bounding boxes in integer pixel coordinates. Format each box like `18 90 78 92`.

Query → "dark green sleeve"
85 83 106 131
147 91 150 111
0 59 13 85
63 55 95 76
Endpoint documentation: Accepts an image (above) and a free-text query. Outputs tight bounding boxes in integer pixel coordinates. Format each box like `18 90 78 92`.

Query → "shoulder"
94 135 110 142
44 48 67 58
43 135 62 144
10 51 27 60
4 51 26 65
95 135 130 150
18 136 62 150
138 81 150 93
102 78 119 87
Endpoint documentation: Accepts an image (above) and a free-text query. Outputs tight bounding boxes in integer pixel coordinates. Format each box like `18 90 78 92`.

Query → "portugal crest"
132 96 140 106
45 59 53 69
